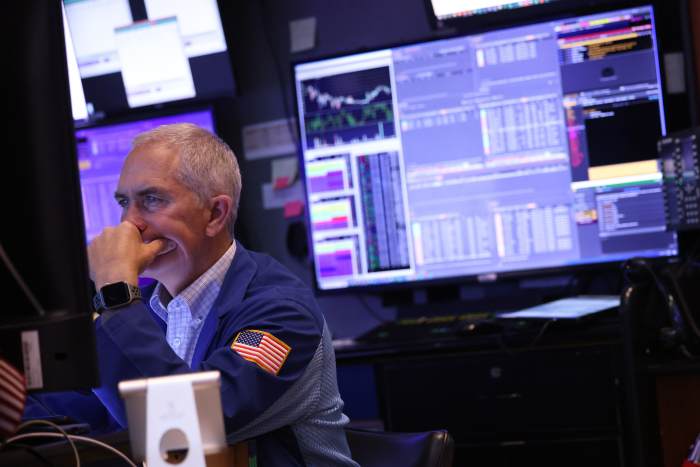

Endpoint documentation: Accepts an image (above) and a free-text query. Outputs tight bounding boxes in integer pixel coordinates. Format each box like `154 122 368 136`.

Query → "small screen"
498 295 620 319
293 5 677 291
63 0 234 117
76 109 215 241
430 0 559 21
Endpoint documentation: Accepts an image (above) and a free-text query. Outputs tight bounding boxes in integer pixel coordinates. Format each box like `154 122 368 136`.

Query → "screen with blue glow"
430 0 559 21
293 5 677 291
76 109 215 241
63 0 234 117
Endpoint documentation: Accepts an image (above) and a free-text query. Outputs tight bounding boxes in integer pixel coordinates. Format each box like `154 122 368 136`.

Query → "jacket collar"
212 240 258 318
190 240 258 369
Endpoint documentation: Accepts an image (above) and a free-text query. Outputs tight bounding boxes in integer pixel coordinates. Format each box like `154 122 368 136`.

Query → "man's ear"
205 195 233 237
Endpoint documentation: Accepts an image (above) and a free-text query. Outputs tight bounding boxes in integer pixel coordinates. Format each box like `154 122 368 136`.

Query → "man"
27 124 357 466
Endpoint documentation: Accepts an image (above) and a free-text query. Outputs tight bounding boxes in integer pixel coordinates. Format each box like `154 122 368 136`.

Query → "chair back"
346 428 454 467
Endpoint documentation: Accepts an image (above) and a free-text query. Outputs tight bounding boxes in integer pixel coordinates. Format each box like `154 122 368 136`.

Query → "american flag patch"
231 330 291 375
0 358 26 437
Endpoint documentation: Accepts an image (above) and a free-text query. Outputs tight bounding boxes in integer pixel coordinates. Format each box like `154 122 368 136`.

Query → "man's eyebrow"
135 187 169 197
113 187 170 200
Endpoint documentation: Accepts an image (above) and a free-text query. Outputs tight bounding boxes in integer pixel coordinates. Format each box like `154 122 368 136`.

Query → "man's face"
115 143 211 291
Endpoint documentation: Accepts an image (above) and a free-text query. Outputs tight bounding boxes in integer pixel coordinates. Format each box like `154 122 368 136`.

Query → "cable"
495 319 555 355
622 258 698 357
679 237 700 277
2 433 137 467
665 268 700 358
0 242 46 316
666 269 700 337
25 395 59 418
15 419 79 467
257 0 300 148
527 319 554 348
0 442 55 466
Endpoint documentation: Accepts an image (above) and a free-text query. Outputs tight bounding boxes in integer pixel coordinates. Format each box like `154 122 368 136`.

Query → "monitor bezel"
74 102 219 133
291 2 679 295
64 0 238 122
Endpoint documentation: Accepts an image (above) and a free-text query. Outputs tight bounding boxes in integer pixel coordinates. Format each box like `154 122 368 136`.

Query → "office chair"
345 428 454 467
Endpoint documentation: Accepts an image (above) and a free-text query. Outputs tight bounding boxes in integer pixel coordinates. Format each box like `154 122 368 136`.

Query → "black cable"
665 268 700 351
15 420 80 466
0 442 55 466
495 331 517 357
527 319 554 348
679 237 700 277
25 395 59 419
0 241 46 316
3 433 137 467
256 0 299 150
492 318 555 356
622 258 698 357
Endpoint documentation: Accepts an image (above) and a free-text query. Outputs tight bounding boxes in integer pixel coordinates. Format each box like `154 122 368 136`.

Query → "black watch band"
93 282 142 313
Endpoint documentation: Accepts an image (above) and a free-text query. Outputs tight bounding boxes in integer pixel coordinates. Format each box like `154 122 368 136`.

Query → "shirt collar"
150 241 236 322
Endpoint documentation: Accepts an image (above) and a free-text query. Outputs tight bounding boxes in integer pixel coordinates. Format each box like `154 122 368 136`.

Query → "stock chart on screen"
294 5 676 291
301 67 396 148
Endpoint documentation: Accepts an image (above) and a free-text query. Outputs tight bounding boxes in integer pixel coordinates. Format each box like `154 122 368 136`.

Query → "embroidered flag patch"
231 330 291 375
0 357 26 437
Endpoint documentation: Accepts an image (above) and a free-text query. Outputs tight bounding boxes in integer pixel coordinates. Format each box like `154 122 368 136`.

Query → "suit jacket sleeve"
92 286 322 435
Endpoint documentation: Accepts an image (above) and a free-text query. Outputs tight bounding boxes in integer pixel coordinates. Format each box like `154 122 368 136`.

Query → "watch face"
101 282 131 308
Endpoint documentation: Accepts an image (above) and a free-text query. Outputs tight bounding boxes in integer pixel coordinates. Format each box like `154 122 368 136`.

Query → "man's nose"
121 205 147 233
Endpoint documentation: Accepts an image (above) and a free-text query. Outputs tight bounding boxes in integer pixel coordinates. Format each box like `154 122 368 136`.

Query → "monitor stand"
118 371 233 466
147 376 206 466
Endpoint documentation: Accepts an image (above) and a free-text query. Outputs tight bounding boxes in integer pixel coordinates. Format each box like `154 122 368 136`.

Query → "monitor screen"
63 0 235 117
293 5 677 291
76 109 215 241
430 0 559 22
63 2 89 122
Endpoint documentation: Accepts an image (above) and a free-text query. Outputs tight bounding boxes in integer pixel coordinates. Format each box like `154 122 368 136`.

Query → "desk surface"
0 431 249 467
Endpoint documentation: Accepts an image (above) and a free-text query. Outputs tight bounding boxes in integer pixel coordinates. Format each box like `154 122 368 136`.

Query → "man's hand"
88 221 166 289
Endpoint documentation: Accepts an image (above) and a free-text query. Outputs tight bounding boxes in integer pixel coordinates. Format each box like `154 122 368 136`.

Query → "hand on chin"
143 239 177 273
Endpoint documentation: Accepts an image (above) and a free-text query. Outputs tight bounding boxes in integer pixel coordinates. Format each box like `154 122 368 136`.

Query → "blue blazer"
26 243 355 466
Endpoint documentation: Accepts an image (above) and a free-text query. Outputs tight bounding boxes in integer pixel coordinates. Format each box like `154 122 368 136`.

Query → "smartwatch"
93 282 142 312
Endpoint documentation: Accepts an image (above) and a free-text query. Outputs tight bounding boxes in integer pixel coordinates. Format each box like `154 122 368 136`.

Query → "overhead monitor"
75 108 215 241
63 0 234 117
429 0 560 22
293 5 677 291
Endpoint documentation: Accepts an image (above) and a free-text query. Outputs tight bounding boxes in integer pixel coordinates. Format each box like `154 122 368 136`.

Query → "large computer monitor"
63 0 235 118
428 0 560 22
1 1 98 391
76 108 216 241
293 4 678 292
424 0 595 31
